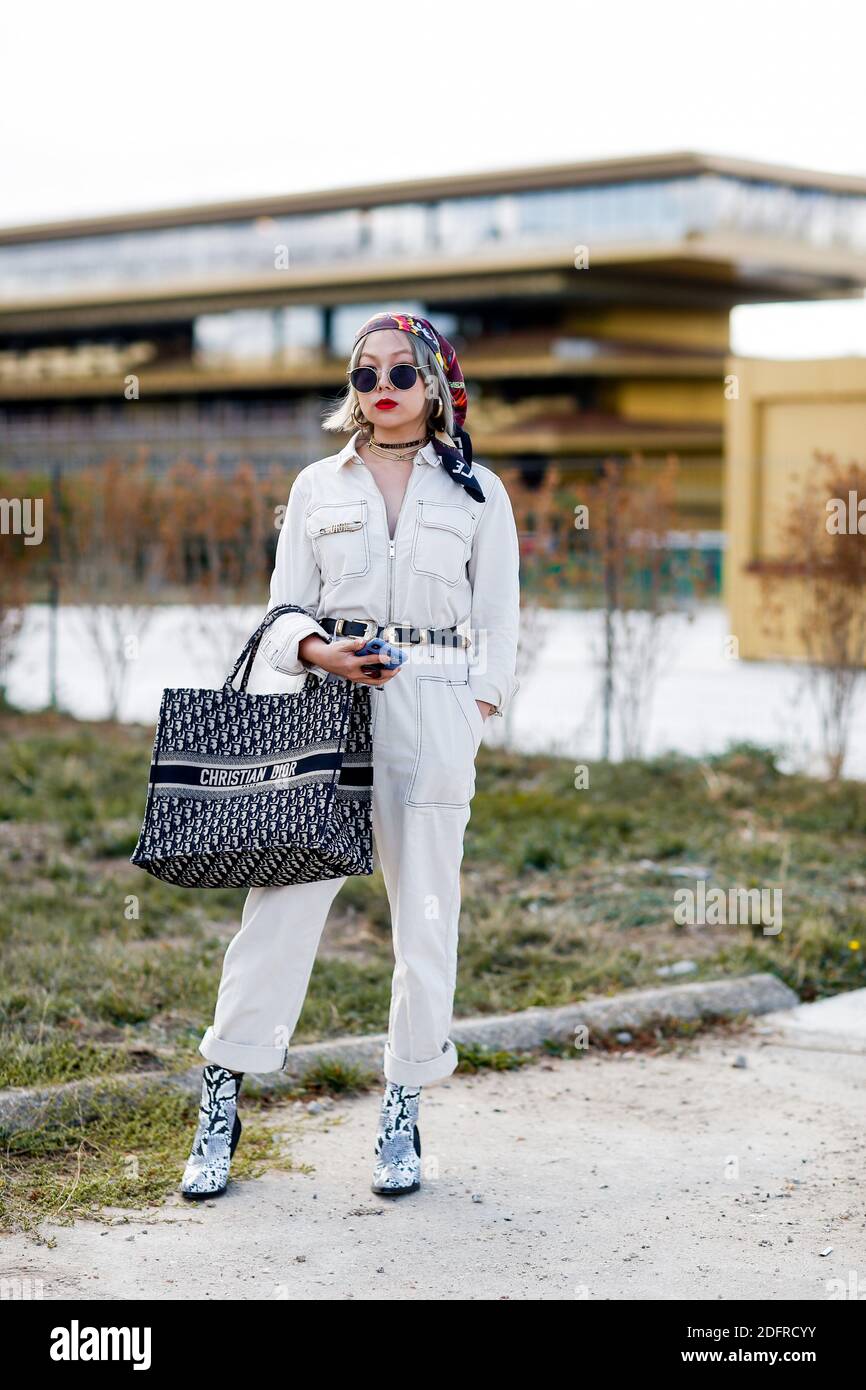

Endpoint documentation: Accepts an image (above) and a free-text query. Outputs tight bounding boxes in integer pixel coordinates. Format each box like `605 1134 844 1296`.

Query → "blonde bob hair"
322 330 456 444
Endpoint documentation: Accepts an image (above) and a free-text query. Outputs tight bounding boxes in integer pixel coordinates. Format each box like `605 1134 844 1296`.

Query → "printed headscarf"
352 310 484 503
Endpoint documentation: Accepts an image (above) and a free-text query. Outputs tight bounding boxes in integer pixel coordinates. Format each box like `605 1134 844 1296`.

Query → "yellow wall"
602 380 724 424
723 356 866 660
563 307 730 352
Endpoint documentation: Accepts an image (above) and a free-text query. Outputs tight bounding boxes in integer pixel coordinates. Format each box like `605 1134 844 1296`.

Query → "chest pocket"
410 500 475 586
306 501 370 581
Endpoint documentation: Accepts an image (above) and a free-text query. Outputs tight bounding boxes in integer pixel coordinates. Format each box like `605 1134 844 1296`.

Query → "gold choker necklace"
371 433 428 450
366 432 431 462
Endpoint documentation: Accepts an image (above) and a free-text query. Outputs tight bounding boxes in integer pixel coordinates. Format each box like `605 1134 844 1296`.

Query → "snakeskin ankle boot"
180 1064 243 1200
371 1081 422 1196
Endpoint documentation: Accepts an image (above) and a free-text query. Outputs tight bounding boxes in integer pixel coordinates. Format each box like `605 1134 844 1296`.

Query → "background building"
2 149 866 540
724 354 866 660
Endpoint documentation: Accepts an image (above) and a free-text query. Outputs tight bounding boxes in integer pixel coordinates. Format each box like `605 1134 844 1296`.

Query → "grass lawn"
2 700 864 1232
2 700 864 1095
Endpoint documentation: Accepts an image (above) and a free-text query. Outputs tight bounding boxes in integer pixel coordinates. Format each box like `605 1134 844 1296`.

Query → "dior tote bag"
130 603 373 887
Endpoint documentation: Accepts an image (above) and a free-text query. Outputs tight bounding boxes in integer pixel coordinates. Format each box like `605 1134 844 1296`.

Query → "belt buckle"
381 623 399 644
334 617 377 639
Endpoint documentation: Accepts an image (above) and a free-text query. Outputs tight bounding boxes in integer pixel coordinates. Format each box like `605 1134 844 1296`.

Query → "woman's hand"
300 636 497 707
298 634 402 687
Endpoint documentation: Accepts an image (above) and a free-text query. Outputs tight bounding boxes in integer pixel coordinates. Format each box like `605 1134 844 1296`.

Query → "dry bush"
575 454 708 759
758 451 866 779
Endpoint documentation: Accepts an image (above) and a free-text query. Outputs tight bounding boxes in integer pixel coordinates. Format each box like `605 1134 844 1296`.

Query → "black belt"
320 617 470 648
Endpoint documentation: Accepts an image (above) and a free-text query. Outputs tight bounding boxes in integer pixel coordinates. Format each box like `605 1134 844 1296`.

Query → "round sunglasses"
349 363 427 393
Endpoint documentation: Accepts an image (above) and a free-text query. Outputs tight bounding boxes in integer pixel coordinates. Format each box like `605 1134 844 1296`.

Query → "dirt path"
2 1013 864 1301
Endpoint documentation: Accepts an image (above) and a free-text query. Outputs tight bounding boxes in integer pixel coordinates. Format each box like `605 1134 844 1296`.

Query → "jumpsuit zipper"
366 461 420 627
388 539 396 624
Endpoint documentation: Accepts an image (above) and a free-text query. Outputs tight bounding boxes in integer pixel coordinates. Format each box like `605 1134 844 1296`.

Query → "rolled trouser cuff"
199 1026 286 1074
383 1039 458 1086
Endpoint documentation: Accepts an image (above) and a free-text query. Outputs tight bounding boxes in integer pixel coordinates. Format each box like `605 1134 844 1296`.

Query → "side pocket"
452 679 485 754
405 676 477 808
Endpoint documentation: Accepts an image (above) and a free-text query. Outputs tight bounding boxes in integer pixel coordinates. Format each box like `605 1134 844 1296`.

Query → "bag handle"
226 604 329 693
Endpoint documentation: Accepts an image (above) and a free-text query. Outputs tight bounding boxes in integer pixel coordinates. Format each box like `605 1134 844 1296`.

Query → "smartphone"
355 637 407 675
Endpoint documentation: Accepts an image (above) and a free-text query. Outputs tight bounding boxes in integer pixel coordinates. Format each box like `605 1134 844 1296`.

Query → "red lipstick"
375 400 397 411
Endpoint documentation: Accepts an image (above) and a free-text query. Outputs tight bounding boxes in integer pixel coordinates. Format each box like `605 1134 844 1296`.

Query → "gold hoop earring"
351 404 367 427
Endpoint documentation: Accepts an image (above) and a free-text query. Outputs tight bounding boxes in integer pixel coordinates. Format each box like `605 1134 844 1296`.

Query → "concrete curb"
0 972 797 1139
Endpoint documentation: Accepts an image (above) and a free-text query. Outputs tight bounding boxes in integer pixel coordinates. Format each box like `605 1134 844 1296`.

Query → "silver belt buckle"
361 619 378 639
381 623 399 644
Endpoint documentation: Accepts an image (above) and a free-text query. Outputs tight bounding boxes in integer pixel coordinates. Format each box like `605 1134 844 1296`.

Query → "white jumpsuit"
198 430 521 1086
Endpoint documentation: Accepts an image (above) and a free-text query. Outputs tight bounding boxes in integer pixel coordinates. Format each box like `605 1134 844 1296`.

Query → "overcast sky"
2 0 865 352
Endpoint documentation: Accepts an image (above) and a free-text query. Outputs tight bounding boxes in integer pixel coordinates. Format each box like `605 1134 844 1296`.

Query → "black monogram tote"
130 604 373 887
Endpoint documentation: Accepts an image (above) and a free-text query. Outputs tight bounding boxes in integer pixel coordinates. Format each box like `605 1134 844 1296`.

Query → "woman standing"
181 310 521 1199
